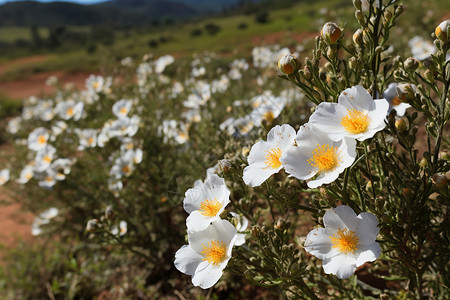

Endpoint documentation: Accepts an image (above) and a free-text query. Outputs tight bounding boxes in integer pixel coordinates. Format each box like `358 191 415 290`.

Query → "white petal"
308 103 347 136
304 228 339 260
307 170 340 188
183 187 205 214
186 211 215 232
356 212 379 245
355 243 381 267
243 161 280 187
324 206 358 234
174 245 203 276
281 146 316 180
266 124 296 150
191 261 225 289
322 254 357 279
339 85 374 112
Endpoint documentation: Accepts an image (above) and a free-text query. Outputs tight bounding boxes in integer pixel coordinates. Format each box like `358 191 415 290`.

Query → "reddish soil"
0 70 92 100
0 188 34 256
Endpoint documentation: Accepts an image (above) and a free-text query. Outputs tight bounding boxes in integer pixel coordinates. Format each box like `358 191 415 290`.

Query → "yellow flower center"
199 198 222 217
43 155 52 163
308 144 340 172
38 135 47 145
120 107 128 115
265 147 282 169
45 176 53 182
25 173 33 180
263 111 275 123
330 228 359 254
93 82 99 90
122 165 131 174
66 107 74 116
341 109 371 134
88 137 94 145
201 240 227 266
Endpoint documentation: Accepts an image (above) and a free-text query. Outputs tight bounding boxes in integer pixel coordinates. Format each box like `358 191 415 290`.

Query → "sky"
0 0 108 4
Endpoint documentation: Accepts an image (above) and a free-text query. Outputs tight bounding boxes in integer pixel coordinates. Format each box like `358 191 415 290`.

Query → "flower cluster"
174 174 248 288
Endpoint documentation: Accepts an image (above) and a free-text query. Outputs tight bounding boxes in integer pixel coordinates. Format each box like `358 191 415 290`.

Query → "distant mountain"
0 0 268 27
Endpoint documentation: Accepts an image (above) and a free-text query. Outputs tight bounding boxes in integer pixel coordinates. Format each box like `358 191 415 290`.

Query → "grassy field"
0 0 352 81
0 0 449 82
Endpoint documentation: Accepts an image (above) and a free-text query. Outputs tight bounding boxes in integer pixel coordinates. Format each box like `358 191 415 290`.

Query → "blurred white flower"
408 36 436 61
112 99 133 119
230 212 248 246
0 169 10 185
28 127 50 151
111 220 128 236
382 83 412 117
55 100 84 121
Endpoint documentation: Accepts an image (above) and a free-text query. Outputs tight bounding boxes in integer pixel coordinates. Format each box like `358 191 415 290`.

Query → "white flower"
154 55 174 73
38 169 58 189
28 127 50 151
0 169 10 185
34 145 56 172
112 99 133 119
111 221 128 236
408 36 436 61
17 165 34 184
183 174 230 232
31 207 59 236
281 124 356 188
55 100 84 121
243 124 296 187
230 212 248 246
7 117 22 134
174 219 238 289
75 128 98 149
382 83 412 117
50 158 74 180
309 85 389 141
304 205 381 279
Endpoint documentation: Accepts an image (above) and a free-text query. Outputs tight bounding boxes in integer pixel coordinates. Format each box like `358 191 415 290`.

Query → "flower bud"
105 205 115 221
274 219 285 231
241 147 250 157
396 83 416 103
218 159 232 173
384 11 393 24
355 10 364 25
394 5 404 16
251 225 261 238
278 53 300 75
321 22 341 44
375 46 383 55
395 118 407 132
353 29 364 46
424 69 435 83
393 55 402 69
435 20 450 42
404 57 419 72
353 0 361 10
432 173 448 189
86 219 101 232
303 65 312 80
349 57 358 70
